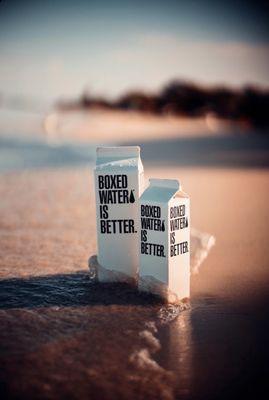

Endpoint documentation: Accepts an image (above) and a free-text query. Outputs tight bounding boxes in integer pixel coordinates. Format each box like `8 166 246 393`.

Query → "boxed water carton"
139 179 190 302
94 146 144 282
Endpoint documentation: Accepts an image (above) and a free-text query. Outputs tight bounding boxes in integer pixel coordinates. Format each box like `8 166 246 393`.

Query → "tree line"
57 80 269 130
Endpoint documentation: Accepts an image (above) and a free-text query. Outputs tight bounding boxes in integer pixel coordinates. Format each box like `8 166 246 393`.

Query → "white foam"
158 303 190 325
190 228 216 274
89 228 215 284
129 348 164 372
139 330 161 352
144 321 158 334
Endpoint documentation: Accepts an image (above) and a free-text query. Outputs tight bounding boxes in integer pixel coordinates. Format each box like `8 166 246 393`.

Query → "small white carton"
94 146 144 282
139 179 190 302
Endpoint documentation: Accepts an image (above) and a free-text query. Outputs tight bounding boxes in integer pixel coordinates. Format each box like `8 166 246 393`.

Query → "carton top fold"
95 146 143 171
140 179 182 203
149 179 180 190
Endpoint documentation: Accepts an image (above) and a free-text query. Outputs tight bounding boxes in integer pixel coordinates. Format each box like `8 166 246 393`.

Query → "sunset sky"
0 0 269 102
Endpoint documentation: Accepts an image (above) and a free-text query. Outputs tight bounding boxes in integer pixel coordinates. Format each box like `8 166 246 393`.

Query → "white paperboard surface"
94 146 144 280
139 179 190 301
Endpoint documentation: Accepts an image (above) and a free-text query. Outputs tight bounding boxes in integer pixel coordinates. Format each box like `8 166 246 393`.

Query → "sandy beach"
0 111 269 399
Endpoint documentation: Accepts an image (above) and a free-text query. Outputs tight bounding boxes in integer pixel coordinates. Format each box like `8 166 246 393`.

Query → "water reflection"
172 311 193 398
157 308 193 399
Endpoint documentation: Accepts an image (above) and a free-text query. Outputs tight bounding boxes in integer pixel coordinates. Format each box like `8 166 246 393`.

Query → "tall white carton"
94 146 144 281
139 179 190 302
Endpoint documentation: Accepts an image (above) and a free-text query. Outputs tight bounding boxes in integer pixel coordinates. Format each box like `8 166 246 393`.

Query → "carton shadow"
0 272 162 310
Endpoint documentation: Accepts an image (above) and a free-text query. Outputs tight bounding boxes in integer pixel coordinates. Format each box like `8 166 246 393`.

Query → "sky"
0 0 269 102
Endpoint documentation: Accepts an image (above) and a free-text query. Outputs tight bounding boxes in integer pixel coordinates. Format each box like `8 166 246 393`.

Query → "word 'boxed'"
139 179 190 301
94 146 144 281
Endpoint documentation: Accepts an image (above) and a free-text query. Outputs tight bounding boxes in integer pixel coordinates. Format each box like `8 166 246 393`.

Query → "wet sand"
1 108 269 399
1 162 269 399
